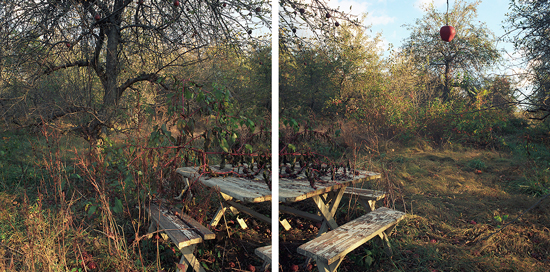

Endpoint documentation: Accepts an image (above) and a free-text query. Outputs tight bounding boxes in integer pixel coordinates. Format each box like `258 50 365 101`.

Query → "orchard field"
2 0 550 271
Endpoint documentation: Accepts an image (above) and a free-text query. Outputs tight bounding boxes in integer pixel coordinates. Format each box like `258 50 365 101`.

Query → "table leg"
210 204 227 227
210 193 240 227
357 198 377 212
311 187 346 232
177 244 205 272
316 257 343 272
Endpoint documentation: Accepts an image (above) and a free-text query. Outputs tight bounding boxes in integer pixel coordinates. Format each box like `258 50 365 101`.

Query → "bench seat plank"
297 207 405 265
255 245 272 263
148 204 205 249
167 207 215 240
344 187 385 201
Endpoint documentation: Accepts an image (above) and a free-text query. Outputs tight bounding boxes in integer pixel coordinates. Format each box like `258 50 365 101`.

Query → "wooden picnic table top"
175 164 381 204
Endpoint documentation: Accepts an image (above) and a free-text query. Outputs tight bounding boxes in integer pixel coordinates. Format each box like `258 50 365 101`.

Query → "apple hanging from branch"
440 25 456 42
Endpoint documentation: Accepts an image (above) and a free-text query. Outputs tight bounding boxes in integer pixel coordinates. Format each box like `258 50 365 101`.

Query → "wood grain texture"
176 166 271 203
168 207 215 240
255 245 272 262
344 187 386 201
297 207 406 265
147 204 211 249
176 165 381 204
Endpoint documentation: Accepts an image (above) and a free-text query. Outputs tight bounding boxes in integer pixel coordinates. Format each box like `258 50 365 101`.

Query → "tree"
0 0 270 142
401 0 500 102
505 0 550 120
278 0 361 50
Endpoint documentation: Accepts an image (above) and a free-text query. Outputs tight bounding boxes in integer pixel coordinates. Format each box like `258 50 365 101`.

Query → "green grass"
2 119 550 271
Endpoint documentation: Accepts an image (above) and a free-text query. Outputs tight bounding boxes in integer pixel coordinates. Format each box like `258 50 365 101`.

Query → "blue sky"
322 0 527 79
326 0 514 56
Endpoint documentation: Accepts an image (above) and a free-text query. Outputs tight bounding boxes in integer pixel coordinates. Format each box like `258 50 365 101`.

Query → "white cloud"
414 0 446 11
365 14 396 26
326 0 396 28
327 0 373 19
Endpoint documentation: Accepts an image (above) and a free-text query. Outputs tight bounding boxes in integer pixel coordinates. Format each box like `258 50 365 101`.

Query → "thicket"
2 0 550 271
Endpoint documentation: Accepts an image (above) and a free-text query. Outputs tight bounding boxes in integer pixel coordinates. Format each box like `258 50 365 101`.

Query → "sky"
325 0 517 66
327 0 512 50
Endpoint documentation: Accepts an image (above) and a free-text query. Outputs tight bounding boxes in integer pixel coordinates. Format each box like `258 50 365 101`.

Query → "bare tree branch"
43 61 91 75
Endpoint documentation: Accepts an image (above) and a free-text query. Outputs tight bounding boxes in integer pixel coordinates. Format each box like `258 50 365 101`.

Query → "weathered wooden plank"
297 207 405 265
279 170 382 203
279 205 323 222
226 200 272 224
177 244 204 272
344 187 386 201
176 166 271 203
255 245 272 263
147 204 203 249
312 195 339 230
168 207 215 240
176 165 382 204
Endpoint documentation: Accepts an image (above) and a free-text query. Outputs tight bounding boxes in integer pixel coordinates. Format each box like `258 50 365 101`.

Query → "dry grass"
358 144 550 271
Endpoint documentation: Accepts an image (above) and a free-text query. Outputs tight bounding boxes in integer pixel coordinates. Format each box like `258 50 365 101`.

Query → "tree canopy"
0 0 271 142
506 0 550 120
401 0 501 102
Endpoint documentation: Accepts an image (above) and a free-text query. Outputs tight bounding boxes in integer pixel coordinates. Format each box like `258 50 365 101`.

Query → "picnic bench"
146 203 215 272
297 207 406 272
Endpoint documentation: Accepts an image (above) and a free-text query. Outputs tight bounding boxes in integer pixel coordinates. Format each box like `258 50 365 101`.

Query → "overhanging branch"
43 61 91 75
117 73 159 98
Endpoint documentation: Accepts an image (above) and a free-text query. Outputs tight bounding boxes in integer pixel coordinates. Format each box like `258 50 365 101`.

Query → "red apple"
66 43 71 47
247 264 256 272
290 264 299 271
440 25 456 42
174 0 179 7
326 13 331 18
335 21 340 27
222 2 226 7
94 14 100 21
255 7 261 12
87 261 97 269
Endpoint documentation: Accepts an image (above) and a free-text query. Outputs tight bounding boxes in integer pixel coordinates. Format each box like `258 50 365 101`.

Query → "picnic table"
175 163 398 272
278 164 382 236
176 164 279 230
176 164 381 234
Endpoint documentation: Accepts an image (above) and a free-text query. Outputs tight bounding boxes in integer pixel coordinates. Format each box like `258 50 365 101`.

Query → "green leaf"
113 198 123 214
364 255 374 267
245 144 253 153
220 138 229 153
87 205 97 217
246 119 255 131
288 143 296 152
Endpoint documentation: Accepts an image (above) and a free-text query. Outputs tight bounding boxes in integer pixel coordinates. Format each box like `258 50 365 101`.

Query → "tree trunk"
443 60 451 102
86 4 123 146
